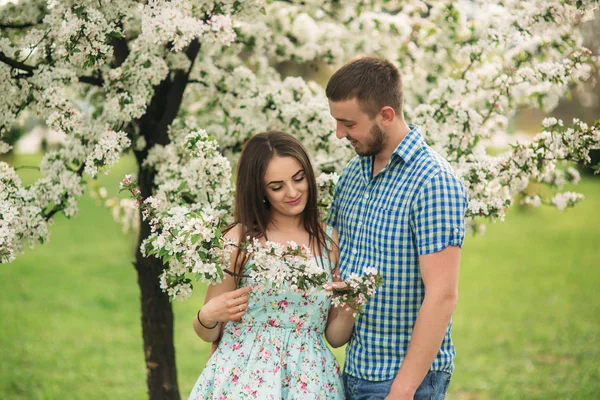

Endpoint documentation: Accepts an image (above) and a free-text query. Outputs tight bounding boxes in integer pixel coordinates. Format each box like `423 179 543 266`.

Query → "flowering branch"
331 267 384 317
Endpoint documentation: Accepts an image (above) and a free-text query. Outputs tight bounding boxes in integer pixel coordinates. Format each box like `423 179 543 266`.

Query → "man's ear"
380 106 396 125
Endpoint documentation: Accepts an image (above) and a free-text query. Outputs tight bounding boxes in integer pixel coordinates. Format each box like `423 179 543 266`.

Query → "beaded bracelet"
196 309 218 329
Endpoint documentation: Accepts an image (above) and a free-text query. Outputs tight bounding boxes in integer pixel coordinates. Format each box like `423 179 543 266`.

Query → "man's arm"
385 246 461 399
386 170 467 400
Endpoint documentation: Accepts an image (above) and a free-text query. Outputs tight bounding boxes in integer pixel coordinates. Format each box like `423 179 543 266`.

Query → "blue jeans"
343 370 452 400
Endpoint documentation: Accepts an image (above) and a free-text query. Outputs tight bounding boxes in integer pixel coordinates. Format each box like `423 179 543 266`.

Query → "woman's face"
263 155 309 219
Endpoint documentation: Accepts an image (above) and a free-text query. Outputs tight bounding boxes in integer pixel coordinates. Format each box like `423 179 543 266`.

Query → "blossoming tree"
1 0 599 398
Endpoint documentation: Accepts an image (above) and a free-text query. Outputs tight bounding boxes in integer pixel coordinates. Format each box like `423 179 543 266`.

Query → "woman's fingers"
323 281 348 291
229 304 247 319
229 293 250 307
226 287 251 306
220 286 251 319
230 286 253 297
231 307 247 322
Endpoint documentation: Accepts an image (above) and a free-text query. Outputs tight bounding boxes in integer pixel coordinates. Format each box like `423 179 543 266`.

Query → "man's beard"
354 123 387 157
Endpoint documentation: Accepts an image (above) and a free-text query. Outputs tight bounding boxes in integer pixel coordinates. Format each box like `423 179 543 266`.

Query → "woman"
188 131 354 399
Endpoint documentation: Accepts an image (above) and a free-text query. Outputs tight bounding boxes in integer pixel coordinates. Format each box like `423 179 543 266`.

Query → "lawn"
1 153 599 399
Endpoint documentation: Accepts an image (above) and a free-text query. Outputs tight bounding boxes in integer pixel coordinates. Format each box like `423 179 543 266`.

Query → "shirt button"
364 193 369 199
357 222 363 227
352 249 358 255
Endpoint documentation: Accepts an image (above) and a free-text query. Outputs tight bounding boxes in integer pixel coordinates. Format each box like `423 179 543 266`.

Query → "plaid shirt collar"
392 124 423 165
359 124 423 180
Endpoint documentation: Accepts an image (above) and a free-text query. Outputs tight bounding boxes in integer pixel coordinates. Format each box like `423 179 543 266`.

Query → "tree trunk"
130 39 200 399
134 162 180 400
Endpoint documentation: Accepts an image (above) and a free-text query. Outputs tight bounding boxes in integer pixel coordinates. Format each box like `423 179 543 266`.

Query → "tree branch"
0 16 45 30
78 75 104 86
155 39 202 137
111 36 129 67
1 50 105 86
0 22 38 29
0 51 35 76
187 79 208 87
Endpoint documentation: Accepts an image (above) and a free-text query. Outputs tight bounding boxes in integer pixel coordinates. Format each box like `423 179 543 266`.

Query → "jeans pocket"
430 371 452 398
441 372 452 395
343 373 357 398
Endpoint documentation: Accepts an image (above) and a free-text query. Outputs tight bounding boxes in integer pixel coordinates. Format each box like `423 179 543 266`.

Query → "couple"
188 57 468 400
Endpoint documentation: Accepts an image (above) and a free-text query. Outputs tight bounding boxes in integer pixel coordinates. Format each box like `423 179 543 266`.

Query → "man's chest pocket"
367 206 410 252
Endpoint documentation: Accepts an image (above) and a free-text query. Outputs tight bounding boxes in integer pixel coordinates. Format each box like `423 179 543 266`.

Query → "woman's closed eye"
270 176 305 191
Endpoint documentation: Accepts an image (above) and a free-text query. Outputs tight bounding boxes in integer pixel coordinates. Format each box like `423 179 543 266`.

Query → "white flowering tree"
1 0 599 398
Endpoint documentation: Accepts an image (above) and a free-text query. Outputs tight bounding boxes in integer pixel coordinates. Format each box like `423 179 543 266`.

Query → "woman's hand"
199 286 253 326
324 273 357 319
324 272 356 347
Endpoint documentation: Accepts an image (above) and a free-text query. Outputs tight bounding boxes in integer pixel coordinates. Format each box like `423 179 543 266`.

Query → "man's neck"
374 119 411 165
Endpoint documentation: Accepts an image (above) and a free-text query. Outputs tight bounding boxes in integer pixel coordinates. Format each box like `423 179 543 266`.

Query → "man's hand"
384 382 415 400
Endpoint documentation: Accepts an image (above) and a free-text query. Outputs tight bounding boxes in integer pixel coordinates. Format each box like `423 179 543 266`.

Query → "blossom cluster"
240 238 328 293
240 239 383 314
330 267 384 317
121 174 234 301
0 162 48 263
316 172 339 219
144 123 234 215
455 117 600 232
118 131 234 301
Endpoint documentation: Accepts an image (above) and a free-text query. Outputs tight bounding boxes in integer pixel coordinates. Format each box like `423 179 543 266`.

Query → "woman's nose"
286 184 299 198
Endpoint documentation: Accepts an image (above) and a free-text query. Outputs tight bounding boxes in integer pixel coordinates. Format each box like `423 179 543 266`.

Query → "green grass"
1 153 599 399
450 177 600 400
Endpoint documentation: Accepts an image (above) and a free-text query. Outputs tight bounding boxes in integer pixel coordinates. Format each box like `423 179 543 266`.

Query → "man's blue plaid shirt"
328 125 468 381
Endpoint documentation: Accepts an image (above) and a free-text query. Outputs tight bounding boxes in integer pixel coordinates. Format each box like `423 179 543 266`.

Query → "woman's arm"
324 268 356 348
324 228 356 348
192 224 252 342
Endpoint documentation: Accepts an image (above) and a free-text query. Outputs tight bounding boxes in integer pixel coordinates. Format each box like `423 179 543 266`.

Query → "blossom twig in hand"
242 239 329 293
329 267 384 317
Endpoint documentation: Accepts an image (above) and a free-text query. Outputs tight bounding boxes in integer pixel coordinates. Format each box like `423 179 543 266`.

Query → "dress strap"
323 225 337 272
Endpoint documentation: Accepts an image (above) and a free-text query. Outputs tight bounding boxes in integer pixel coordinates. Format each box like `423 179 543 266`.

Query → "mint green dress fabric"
188 230 344 400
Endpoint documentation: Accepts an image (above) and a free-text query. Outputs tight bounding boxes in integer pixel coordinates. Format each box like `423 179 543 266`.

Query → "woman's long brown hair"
224 131 330 285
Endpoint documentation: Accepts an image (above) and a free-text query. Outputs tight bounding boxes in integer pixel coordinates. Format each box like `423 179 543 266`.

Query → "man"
326 56 468 400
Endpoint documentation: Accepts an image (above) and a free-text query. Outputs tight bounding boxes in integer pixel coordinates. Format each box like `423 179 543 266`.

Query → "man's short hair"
325 56 403 118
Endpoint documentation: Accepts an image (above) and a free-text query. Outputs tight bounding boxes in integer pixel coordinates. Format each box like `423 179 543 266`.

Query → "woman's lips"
286 196 302 205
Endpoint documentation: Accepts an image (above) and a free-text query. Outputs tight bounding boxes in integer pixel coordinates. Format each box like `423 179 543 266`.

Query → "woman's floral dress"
188 229 344 400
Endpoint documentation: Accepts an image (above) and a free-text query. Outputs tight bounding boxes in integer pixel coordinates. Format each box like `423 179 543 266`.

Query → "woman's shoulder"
223 223 244 242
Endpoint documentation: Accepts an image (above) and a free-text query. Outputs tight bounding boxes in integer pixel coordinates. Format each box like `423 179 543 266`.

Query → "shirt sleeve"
410 170 468 256
326 172 344 229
